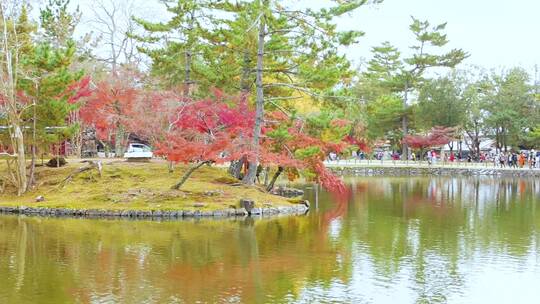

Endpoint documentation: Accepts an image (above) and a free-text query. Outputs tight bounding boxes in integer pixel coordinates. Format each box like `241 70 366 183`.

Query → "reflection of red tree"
402 187 450 218
355 182 368 193
322 186 351 226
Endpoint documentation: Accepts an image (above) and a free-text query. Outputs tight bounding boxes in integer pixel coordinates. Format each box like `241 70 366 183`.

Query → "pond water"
1 176 540 304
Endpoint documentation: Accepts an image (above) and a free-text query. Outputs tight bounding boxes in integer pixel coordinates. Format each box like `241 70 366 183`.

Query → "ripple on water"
1 176 540 303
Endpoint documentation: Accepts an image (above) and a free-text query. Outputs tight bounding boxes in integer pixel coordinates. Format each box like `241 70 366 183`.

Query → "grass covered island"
0 160 308 218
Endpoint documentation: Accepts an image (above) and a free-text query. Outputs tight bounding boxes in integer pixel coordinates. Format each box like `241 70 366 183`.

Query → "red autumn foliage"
80 76 137 141
60 76 92 104
403 126 456 150
260 111 348 193
81 80 351 193
124 90 183 145
311 160 348 194
154 93 255 165
150 91 350 192
345 135 370 153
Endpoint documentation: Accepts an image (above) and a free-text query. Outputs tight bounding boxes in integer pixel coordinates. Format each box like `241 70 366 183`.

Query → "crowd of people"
328 149 540 169
493 151 540 168
424 150 540 168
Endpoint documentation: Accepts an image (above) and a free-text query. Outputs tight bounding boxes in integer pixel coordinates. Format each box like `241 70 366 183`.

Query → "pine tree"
399 18 468 159
17 0 88 186
240 0 378 184
132 0 229 95
39 0 81 47
357 18 467 159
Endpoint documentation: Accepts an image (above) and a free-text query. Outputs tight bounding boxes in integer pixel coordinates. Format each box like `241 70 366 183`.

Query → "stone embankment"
331 166 540 177
0 202 309 219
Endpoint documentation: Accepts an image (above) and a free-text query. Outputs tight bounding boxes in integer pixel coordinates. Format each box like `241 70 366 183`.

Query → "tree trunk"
60 160 103 187
172 161 211 190
263 167 270 186
168 160 174 173
243 6 266 185
183 10 195 98
228 49 253 179
1 9 27 195
401 81 409 160
474 137 480 159
266 166 283 192
70 110 83 158
229 157 245 179
184 49 192 97
114 125 126 158
502 127 507 152
13 125 27 196
56 145 60 168
27 96 37 189
240 50 252 93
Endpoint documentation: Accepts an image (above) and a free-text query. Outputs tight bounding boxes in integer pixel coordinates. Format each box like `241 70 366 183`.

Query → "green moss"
0 161 294 211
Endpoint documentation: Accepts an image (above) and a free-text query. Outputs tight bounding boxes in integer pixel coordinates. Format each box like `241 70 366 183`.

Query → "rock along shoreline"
0 203 309 220
330 166 540 177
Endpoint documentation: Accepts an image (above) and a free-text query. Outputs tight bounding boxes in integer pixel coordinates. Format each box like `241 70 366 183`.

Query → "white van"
124 143 153 161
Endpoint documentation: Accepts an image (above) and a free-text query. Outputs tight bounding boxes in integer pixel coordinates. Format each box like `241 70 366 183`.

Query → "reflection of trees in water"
0 178 538 303
334 177 540 303
0 214 351 303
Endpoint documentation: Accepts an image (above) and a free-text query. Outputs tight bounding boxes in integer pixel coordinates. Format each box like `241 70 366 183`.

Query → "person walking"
511 153 518 168
499 152 506 168
518 152 525 168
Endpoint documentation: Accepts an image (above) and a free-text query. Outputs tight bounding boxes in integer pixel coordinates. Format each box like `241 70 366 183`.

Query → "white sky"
334 0 540 70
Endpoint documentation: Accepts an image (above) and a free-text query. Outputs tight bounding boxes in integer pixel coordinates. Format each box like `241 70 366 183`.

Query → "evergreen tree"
358 42 403 101
483 68 535 151
356 18 467 158
399 18 468 158
132 0 229 95
39 0 81 47
239 0 378 184
19 41 84 152
416 75 467 130
17 0 88 185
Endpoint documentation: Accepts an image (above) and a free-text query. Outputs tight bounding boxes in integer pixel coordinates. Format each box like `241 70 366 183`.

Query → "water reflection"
0 177 539 303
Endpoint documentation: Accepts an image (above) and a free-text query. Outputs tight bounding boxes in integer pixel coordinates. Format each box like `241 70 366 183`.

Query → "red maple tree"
403 126 457 157
80 75 138 155
82 82 352 194
154 92 255 190
124 90 183 145
152 91 351 193
260 111 349 193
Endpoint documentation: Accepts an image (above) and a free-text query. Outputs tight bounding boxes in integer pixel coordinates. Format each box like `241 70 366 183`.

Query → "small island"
0 161 308 218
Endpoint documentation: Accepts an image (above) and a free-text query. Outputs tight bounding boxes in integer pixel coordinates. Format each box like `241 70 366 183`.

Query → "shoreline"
329 165 540 177
0 203 310 219
0 162 310 220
